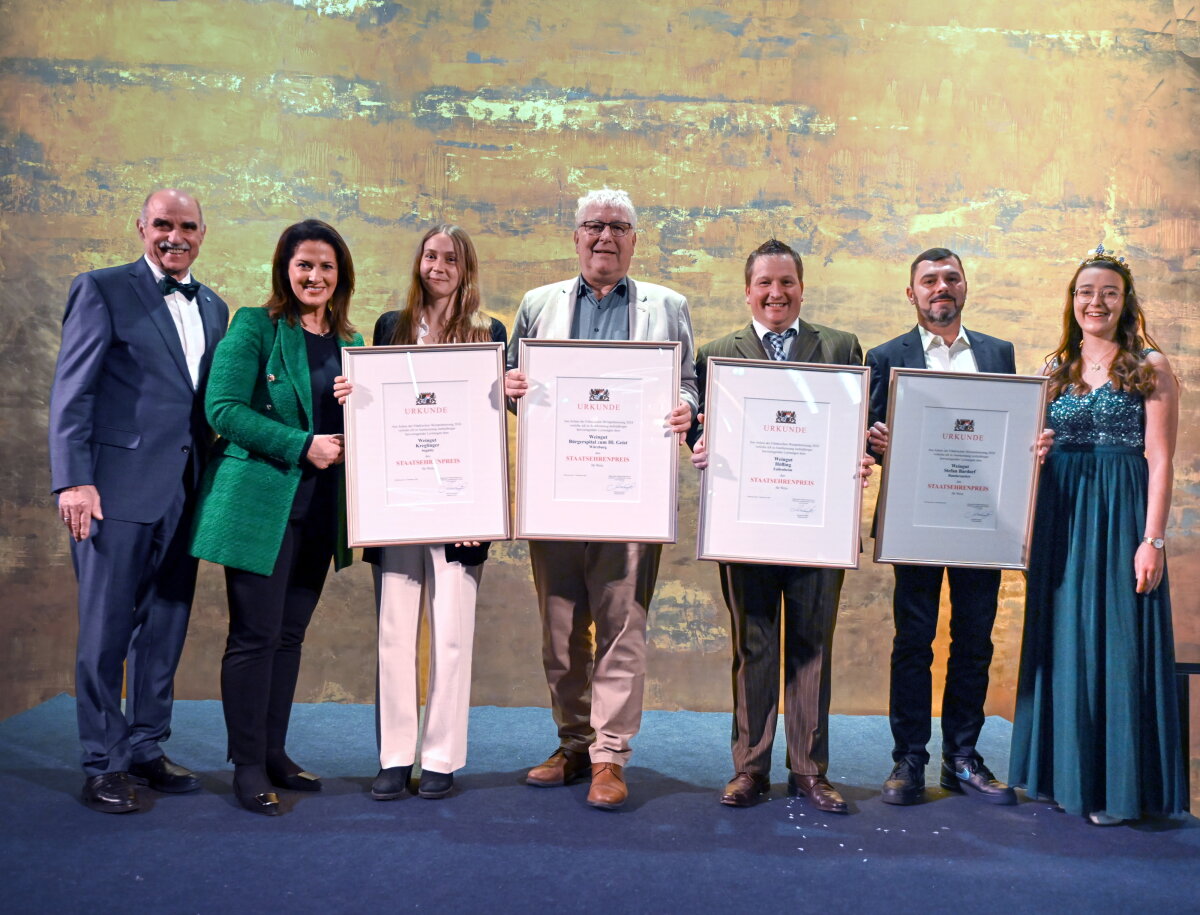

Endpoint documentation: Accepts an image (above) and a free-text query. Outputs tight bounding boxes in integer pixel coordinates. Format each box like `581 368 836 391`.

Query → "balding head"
137 189 206 278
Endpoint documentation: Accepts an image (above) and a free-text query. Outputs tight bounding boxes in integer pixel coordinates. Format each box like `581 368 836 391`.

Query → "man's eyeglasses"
577 221 633 238
1073 288 1122 305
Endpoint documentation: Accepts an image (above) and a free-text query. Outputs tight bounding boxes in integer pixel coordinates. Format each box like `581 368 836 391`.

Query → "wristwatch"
1142 536 1165 550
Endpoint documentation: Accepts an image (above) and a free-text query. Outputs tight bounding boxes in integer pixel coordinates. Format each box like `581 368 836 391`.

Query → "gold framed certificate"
342 342 510 547
516 339 682 542
696 357 869 568
874 368 1048 569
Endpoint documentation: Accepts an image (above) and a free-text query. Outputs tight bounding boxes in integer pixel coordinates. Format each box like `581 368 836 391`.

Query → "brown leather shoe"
586 763 627 809
720 772 770 807
525 748 590 787
788 773 848 814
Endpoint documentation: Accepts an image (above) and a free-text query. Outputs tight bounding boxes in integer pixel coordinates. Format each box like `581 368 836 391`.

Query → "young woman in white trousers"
336 224 506 799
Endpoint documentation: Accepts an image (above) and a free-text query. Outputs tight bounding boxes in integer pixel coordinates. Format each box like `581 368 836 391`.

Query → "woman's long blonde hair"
387 224 491 345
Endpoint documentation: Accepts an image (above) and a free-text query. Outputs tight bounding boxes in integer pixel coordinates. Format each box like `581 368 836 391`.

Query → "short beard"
925 301 960 327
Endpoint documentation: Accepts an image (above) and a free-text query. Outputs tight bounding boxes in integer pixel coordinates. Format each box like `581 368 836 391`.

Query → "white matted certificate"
516 339 681 542
874 369 1048 569
697 358 869 568
342 342 510 547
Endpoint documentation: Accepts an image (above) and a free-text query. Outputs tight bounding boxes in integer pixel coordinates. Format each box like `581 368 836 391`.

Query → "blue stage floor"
2 697 1196 913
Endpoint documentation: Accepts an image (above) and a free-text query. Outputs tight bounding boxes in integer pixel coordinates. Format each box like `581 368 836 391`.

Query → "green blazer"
190 306 363 575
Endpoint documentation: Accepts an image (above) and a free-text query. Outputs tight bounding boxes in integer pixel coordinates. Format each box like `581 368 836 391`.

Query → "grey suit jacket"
506 276 699 414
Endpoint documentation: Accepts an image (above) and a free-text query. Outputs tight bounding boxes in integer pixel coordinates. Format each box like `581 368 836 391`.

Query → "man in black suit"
692 239 863 812
49 189 228 813
866 247 1017 806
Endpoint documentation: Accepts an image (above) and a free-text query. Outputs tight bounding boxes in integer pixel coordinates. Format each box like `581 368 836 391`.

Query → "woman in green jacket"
191 219 363 816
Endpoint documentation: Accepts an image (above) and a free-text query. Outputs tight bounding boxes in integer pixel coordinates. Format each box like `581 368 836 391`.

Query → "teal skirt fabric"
1009 445 1185 819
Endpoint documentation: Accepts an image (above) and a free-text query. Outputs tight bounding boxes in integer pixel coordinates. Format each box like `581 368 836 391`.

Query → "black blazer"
372 310 507 349
363 309 508 567
865 325 1016 453
864 325 1016 535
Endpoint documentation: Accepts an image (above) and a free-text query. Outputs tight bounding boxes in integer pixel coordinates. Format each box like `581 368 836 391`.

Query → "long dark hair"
1046 255 1162 400
387 225 492 345
265 219 357 341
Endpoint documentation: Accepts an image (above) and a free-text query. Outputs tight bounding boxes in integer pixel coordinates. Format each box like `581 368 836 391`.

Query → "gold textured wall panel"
2 1 1197 792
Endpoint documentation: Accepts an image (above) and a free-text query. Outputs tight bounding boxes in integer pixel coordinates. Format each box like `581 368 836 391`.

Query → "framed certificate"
516 339 681 542
342 342 510 548
696 358 869 568
874 369 1048 569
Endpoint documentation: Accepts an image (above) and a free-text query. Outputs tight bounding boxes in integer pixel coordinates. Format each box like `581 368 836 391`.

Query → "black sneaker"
940 757 1016 805
881 757 925 806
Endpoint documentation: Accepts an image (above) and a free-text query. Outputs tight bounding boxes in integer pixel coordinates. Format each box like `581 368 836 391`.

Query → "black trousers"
888 563 1001 765
221 504 334 766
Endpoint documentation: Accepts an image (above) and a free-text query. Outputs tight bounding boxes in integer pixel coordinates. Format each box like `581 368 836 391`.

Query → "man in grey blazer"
866 247 1018 807
691 239 862 812
49 189 228 813
504 188 697 809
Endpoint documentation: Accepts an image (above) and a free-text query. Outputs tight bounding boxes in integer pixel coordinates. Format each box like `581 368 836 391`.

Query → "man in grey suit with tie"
690 239 863 812
504 188 697 809
866 247 1018 807
49 189 228 813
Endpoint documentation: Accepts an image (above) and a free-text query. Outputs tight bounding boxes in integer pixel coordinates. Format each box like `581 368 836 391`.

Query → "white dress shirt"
144 255 205 388
917 324 978 374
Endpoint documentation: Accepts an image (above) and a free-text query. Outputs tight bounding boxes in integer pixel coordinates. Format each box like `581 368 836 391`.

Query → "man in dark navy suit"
49 189 228 812
866 247 1018 807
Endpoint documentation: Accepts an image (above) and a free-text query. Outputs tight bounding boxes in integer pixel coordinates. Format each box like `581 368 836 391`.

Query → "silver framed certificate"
696 357 869 568
342 342 510 548
874 369 1048 569
516 339 681 542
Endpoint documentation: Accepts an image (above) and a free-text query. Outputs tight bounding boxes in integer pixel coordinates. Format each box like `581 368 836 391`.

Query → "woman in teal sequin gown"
1010 251 1185 825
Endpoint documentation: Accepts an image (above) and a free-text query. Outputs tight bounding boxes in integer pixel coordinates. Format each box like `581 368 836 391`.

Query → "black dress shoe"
233 765 282 817
237 790 282 816
881 757 925 806
371 766 413 801
720 772 770 807
128 755 201 794
265 751 322 792
418 769 454 799
788 773 849 814
940 757 1016 805
82 772 140 814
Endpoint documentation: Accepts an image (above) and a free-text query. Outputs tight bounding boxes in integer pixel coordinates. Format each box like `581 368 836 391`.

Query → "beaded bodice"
1049 382 1145 448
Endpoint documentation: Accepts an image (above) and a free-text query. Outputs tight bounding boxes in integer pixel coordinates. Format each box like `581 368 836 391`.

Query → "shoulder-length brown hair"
1046 256 1162 401
387 225 492 345
265 219 357 341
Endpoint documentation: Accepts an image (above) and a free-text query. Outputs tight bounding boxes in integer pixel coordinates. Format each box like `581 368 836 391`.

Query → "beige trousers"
529 539 662 766
374 544 481 774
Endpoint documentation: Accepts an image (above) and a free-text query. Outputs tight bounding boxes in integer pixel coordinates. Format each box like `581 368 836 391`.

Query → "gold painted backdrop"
2 0 1197 791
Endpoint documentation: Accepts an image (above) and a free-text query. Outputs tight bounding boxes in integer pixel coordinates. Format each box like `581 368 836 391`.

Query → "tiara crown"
1080 242 1129 269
